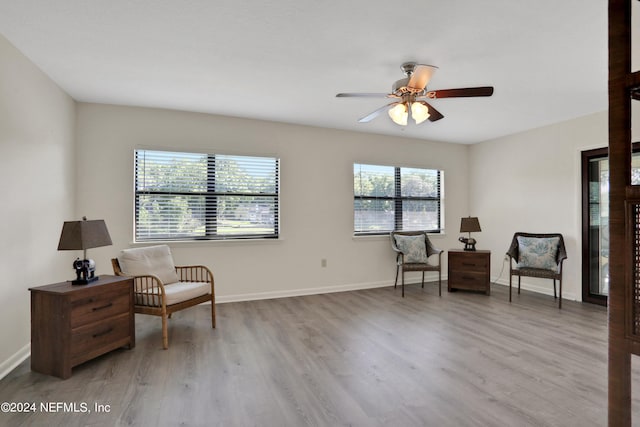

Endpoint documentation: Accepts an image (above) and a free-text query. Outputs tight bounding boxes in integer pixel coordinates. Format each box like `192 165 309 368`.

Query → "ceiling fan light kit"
411 101 430 124
337 61 494 126
388 103 408 125
387 100 431 126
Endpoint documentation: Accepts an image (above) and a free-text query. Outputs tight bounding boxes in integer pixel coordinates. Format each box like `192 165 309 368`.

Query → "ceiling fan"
336 62 494 126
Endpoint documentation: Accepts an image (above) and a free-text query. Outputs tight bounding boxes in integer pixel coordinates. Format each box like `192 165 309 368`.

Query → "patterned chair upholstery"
506 232 567 308
390 231 443 297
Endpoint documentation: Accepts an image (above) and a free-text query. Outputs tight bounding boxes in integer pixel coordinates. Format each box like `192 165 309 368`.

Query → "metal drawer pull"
92 328 113 338
92 302 113 311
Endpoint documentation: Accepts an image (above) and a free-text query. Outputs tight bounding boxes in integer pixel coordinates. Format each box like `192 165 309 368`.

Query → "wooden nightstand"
448 250 491 295
29 275 135 379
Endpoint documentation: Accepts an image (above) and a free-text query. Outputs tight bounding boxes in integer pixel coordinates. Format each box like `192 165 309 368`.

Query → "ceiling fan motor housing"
392 78 411 94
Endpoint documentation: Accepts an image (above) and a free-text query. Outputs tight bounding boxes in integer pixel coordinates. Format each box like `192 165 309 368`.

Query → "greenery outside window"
354 163 443 235
135 149 279 241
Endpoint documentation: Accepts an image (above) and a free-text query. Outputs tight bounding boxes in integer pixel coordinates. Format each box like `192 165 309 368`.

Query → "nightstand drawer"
448 254 489 273
449 271 487 289
70 287 130 328
71 312 131 363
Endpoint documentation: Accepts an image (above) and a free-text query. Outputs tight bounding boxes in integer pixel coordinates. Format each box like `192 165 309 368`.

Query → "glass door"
582 147 640 305
582 149 609 305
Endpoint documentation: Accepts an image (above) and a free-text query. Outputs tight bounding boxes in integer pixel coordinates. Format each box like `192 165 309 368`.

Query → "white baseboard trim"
492 277 577 302
0 343 30 381
217 280 393 303
217 273 446 304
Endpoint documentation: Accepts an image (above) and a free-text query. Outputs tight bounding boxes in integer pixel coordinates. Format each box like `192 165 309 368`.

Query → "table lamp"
459 216 481 251
57 217 112 285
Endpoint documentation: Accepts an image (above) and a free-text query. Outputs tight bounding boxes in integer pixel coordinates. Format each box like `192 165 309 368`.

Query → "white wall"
469 111 609 301
75 103 470 301
0 34 76 376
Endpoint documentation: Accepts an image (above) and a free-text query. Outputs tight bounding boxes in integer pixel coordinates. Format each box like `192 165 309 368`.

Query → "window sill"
353 231 446 241
128 238 284 248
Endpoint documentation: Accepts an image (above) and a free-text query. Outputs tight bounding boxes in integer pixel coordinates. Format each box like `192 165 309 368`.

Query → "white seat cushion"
164 281 211 305
118 245 180 285
135 281 211 306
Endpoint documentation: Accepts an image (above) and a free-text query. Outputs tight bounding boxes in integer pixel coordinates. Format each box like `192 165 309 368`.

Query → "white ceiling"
0 0 609 144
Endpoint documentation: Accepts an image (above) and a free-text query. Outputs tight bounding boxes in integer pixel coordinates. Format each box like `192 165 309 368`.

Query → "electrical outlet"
321 259 327 268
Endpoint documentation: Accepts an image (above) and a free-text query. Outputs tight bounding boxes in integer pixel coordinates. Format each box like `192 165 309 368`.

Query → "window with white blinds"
353 163 443 235
134 149 279 241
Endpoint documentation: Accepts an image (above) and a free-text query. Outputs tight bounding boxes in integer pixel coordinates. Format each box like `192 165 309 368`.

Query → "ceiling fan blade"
421 101 444 122
428 86 494 99
336 93 396 98
358 102 398 123
407 65 438 91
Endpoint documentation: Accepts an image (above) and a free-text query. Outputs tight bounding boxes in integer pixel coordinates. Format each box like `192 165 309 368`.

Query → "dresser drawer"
448 254 489 273
70 286 130 328
70 312 131 364
449 271 487 290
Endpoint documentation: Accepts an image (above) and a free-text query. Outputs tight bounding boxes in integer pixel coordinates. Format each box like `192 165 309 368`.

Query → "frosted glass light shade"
411 102 430 124
388 103 408 126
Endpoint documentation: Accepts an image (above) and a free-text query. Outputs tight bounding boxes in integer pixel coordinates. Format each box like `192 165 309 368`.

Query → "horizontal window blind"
135 150 279 241
354 163 442 234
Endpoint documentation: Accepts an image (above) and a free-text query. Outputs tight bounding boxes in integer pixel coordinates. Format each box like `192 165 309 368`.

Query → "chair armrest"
506 239 519 261
425 239 442 258
114 267 166 307
175 265 214 282
390 236 402 254
435 251 442 266
557 256 567 274
176 265 215 295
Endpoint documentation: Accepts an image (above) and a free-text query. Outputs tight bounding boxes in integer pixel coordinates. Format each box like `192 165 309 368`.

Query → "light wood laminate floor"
2 283 640 426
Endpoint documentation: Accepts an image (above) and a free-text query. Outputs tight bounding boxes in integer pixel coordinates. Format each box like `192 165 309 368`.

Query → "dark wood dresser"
448 250 491 295
29 275 135 379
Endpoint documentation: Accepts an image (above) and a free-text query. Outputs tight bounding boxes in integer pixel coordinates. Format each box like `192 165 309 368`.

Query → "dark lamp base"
71 276 99 285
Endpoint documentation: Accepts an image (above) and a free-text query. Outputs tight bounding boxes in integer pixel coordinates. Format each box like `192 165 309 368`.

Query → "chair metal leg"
559 278 562 309
394 265 399 288
401 269 405 298
553 279 557 299
509 274 512 302
438 269 442 297
518 276 521 294
421 271 425 288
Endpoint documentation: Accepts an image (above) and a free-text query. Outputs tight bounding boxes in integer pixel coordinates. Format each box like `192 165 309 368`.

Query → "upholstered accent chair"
112 245 215 349
506 232 567 308
390 231 443 297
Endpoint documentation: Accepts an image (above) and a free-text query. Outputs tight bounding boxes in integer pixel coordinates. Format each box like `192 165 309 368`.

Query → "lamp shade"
460 217 481 233
58 218 112 251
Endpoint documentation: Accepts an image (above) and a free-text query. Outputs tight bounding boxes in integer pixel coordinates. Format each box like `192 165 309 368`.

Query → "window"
353 163 442 235
134 149 279 241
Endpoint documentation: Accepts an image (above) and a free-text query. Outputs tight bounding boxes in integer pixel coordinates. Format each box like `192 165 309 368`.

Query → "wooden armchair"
112 245 215 349
506 232 567 308
391 231 443 297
